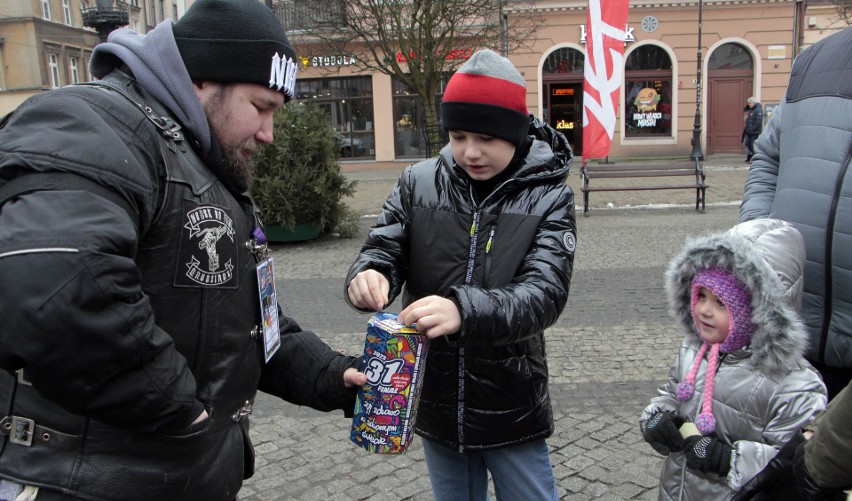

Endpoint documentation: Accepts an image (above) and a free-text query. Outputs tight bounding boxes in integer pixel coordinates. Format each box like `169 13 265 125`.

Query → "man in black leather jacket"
0 1 365 499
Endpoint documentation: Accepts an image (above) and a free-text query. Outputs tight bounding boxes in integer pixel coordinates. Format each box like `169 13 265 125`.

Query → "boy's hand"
347 270 389 311
343 368 368 388
399 296 461 339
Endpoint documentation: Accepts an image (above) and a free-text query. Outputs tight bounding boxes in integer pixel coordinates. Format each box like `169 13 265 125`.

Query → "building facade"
1 0 845 160
0 0 186 115
287 0 847 161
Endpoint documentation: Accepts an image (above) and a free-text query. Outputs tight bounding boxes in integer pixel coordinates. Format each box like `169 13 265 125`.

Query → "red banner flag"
582 0 629 160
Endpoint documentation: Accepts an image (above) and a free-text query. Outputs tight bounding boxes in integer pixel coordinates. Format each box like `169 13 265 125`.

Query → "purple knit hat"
676 267 756 434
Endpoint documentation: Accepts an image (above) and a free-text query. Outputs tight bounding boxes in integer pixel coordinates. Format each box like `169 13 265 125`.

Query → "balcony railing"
273 0 346 31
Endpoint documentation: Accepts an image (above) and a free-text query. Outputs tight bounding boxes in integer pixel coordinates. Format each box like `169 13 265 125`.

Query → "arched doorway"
541 47 584 155
706 42 754 154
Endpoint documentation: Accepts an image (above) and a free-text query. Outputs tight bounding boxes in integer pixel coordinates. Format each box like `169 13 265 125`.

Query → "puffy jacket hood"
665 218 808 377
440 115 573 190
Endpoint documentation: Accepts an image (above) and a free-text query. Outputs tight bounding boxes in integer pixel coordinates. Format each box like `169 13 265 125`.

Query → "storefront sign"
396 48 473 62
301 55 358 68
632 87 662 127
767 45 786 60
580 24 635 46
556 120 575 130
553 88 575 96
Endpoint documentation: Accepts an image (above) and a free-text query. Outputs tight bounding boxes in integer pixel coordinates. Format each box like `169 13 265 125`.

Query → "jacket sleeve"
739 98 784 223
641 338 690 430
0 90 201 434
258 314 359 416
728 368 828 491
450 184 576 347
804 380 852 489
343 166 414 311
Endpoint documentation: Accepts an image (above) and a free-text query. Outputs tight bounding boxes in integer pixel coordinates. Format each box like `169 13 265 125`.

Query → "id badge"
256 257 281 362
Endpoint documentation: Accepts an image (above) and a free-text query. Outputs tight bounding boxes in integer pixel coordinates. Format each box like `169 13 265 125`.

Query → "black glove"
684 435 733 476
643 411 684 455
732 431 805 501
790 436 848 501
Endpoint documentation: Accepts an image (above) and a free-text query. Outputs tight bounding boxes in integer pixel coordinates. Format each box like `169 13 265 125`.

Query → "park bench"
579 159 707 216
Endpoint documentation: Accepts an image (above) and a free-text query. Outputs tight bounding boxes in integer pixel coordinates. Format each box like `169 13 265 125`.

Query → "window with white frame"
41 0 52 20
63 0 72 25
69 56 80 84
49 53 61 88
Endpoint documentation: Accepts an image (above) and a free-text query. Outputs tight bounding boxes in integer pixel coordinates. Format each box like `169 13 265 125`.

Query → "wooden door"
707 71 752 154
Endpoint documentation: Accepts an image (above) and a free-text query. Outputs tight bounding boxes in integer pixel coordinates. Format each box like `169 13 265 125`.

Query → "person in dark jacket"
733 380 852 501
345 49 576 500
0 0 365 499
743 96 763 162
739 26 852 401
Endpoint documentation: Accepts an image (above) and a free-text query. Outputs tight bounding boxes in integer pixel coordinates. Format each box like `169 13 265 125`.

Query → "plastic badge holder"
350 312 428 454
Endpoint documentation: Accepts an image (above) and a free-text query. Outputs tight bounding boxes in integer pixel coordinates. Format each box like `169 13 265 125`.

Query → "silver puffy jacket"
640 218 828 500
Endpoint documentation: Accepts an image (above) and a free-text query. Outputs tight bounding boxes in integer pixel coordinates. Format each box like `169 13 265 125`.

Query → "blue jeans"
421 437 558 501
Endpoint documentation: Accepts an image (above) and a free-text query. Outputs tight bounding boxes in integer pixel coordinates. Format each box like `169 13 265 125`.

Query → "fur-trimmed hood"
665 218 808 377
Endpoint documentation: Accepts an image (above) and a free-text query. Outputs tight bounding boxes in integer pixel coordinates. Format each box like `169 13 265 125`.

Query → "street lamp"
689 0 704 161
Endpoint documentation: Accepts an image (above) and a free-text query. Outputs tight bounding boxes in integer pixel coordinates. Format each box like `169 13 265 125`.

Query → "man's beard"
220 137 257 194
203 87 259 194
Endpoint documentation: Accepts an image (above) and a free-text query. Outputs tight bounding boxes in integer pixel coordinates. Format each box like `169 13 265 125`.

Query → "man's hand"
192 409 209 425
347 270 390 311
398 296 461 339
343 368 367 388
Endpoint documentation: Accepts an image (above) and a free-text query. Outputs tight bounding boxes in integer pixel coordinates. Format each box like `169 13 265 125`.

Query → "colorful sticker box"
350 312 428 454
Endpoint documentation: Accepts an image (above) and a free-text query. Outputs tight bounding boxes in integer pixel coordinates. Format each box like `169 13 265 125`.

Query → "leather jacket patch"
175 200 239 288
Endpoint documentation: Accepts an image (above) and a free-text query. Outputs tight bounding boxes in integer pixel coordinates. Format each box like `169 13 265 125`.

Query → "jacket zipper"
483 227 495 289
819 137 852 363
457 210 483 451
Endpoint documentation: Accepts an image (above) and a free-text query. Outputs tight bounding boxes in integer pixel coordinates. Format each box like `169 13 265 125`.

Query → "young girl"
640 218 828 499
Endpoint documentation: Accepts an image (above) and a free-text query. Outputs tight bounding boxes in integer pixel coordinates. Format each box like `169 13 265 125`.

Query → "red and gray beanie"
173 0 298 100
677 266 757 434
440 49 529 147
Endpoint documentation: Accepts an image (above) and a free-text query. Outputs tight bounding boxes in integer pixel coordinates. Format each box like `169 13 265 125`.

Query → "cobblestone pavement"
239 157 750 500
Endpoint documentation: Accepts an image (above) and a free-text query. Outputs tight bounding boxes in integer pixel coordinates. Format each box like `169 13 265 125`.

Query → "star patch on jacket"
175 200 238 288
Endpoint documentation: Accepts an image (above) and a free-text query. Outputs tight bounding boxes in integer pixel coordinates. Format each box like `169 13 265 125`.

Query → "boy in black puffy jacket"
345 49 576 500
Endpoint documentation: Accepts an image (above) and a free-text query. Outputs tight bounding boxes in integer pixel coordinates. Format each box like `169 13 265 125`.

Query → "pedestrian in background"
344 49 576 500
743 96 763 162
640 218 827 499
0 0 365 499
740 26 852 401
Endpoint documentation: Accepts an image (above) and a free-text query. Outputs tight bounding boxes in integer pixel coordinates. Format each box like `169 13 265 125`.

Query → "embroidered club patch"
175 201 238 288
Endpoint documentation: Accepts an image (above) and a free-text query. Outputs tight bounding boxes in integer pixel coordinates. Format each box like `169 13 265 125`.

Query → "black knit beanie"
441 49 529 147
173 0 298 100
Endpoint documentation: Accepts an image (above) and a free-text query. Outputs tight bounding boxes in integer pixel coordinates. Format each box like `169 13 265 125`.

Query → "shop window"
543 48 584 74
624 45 672 137
392 77 449 159
708 43 752 70
296 76 374 159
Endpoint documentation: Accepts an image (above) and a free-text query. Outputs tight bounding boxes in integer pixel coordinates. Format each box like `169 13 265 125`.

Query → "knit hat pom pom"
676 381 695 402
695 413 717 434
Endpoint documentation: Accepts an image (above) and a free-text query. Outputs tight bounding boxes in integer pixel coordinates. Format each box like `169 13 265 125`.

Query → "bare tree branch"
278 0 541 146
